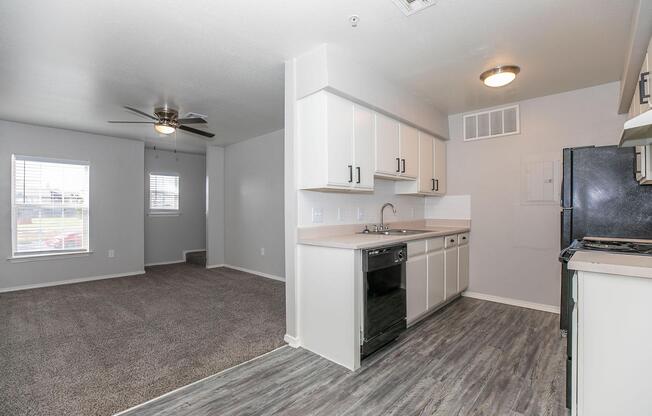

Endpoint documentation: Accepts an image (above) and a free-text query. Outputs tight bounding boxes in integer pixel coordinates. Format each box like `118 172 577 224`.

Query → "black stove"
560 238 652 261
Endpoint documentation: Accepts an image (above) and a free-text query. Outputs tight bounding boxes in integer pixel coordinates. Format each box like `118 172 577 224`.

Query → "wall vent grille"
391 0 439 16
463 105 520 141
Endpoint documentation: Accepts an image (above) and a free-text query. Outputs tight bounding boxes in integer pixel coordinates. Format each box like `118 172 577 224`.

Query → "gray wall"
0 120 144 291
224 129 285 278
144 148 206 265
441 82 626 308
206 146 225 267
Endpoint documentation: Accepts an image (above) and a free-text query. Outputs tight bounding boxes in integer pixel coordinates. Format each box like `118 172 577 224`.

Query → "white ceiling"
0 0 637 152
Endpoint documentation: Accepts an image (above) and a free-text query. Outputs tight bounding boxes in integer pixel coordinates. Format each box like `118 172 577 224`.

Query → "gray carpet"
0 264 286 416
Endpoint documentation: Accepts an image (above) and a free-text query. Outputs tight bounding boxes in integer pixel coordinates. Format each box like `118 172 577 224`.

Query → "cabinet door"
374 113 400 176
427 250 445 309
353 105 374 190
400 124 419 179
444 247 458 299
433 138 447 195
458 244 469 292
406 255 428 323
640 52 650 114
418 133 435 193
326 93 354 187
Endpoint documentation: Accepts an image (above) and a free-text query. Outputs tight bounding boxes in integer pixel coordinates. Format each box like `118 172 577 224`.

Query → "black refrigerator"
559 145 652 408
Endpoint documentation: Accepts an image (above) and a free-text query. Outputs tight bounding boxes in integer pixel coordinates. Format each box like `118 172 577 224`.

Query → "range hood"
620 110 652 147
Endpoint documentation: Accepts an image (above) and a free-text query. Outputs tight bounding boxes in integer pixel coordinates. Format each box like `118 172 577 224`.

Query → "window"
12 155 90 257
149 173 179 212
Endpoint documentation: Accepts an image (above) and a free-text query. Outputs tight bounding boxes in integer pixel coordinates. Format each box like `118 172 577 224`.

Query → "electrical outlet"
411 207 416 218
108 249 115 258
260 247 265 256
337 208 344 222
357 208 365 221
312 208 323 224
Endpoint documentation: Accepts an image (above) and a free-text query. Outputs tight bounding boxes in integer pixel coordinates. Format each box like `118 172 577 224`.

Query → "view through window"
13 156 90 256
149 173 180 211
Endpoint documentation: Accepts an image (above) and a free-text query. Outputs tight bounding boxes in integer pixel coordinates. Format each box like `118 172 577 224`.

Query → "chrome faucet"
379 203 397 230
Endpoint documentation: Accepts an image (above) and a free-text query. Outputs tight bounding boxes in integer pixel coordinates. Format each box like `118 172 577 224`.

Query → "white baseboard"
0 270 146 293
217 264 285 282
462 291 560 314
284 334 300 348
206 263 225 269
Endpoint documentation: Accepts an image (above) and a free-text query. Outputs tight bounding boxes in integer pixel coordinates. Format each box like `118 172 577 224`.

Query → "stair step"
186 251 206 266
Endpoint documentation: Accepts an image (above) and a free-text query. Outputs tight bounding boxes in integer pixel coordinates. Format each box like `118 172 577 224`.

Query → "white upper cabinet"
353 105 375 189
628 37 651 119
297 91 374 192
395 132 447 196
374 115 419 180
399 124 419 179
433 137 447 195
374 113 401 176
418 134 434 193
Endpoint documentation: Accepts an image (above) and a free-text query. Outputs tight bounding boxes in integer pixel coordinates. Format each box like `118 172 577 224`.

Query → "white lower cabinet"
406 233 469 325
427 250 445 309
406 254 427 322
458 243 469 292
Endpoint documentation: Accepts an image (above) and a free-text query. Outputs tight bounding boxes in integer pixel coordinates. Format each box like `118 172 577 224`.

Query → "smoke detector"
391 0 439 16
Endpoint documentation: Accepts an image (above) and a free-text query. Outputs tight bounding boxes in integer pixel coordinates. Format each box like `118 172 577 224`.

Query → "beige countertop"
568 251 652 280
298 225 470 249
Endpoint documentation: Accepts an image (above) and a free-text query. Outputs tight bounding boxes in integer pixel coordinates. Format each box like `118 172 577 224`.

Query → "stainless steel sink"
359 229 430 236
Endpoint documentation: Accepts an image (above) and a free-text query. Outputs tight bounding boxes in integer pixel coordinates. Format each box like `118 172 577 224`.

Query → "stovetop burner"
568 238 652 256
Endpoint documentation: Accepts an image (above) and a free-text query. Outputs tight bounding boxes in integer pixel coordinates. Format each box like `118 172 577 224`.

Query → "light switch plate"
357 208 365 221
108 249 115 258
337 208 345 222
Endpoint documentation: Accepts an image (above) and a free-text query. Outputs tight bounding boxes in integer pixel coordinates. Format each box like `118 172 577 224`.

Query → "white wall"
298 180 425 227
0 120 144 291
224 129 285 279
435 82 626 308
206 146 225 267
144 148 206 265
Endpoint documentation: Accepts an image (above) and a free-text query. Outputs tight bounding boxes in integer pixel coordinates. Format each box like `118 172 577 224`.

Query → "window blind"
149 174 179 211
13 156 90 255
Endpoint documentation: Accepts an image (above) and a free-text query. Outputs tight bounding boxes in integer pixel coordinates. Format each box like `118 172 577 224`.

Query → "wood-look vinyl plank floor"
119 298 567 416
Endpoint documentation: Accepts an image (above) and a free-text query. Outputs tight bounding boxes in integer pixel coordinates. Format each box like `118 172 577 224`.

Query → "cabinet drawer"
458 233 470 246
426 237 444 252
407 240 426 257
444 235 458 248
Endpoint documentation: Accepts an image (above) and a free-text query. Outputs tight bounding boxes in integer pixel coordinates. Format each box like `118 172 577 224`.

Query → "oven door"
363 260 406 343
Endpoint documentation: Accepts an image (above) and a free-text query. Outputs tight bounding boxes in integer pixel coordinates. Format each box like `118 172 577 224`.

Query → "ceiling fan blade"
177 117 207 124
108 121 156 123
124 106 157 120
178 125 215 138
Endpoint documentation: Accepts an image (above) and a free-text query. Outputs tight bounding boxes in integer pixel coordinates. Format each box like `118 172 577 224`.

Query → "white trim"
222 264 285 282
113 345 289 416
462 291 560 314
206 263 226 269
0 270 145 293
7 250 93 263
284 334 300 348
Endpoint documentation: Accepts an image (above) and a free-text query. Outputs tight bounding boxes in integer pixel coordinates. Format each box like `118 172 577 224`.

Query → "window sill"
7 251 93 263
148 211 181 217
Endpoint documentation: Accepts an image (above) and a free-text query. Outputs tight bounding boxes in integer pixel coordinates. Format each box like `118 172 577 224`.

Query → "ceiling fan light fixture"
480 65 520 88
154 123 176 135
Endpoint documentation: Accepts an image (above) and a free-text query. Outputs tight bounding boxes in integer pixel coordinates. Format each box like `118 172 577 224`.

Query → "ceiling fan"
108 106 215 139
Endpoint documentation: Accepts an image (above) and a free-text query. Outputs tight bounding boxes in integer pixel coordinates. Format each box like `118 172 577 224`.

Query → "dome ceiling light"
480 65 521 88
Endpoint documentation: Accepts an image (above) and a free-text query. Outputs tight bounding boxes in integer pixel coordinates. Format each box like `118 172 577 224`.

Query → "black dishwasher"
361 244 407 358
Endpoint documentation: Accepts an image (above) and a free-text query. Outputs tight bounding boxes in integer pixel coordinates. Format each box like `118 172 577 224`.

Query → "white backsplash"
424 195 471 219
298 179 426 227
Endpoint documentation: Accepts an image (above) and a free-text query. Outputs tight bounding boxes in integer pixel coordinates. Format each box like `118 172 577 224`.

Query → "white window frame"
148 172 180 216
10 154 91 259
